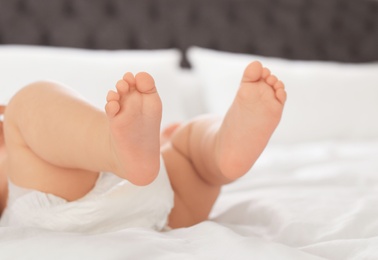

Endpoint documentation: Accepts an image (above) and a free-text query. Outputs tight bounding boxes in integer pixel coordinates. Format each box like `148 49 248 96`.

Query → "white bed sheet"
1 140 377 260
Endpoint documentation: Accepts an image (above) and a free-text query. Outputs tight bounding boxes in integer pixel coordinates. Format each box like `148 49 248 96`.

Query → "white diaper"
0 157 174 233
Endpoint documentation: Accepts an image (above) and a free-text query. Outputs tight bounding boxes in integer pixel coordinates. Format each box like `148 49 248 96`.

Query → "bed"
1 0 378 259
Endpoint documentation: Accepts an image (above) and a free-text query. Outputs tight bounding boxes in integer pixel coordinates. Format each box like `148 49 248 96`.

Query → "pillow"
174 68 206 119
0 45 185 127
188 47 378 143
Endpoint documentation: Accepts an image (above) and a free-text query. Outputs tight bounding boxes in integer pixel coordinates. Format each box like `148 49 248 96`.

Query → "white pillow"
0 45 185 127
188 47 378 143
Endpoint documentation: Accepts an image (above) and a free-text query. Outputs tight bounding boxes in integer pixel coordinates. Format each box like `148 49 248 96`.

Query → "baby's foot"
105 72 162 185
217 61 286 180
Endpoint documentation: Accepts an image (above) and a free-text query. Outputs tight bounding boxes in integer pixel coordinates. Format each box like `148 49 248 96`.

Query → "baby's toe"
242 61 263 83
116 80 129 94
266 75 278 86
135 72 157 94
106 90 120 102
274 80 285 90
276 88 287 104
262 67 271 79
123 72 136 86
105 100 120 118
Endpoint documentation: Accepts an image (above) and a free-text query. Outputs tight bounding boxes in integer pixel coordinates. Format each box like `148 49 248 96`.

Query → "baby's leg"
199 61 286 181
105 72 162 185
163 61 286 227
4 73 161 200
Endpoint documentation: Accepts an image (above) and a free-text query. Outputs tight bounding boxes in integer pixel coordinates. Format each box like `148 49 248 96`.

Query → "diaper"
0 156 174 233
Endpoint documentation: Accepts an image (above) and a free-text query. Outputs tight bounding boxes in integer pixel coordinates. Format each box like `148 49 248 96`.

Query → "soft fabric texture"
0 45 186 127
1 140 378 259
188 47 378 143
0 157 174 233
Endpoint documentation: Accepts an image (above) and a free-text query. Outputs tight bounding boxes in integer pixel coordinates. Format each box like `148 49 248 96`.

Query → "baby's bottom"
3 62 286 228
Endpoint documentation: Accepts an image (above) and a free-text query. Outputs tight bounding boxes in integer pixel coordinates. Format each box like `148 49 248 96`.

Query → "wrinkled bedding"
1 140 377 260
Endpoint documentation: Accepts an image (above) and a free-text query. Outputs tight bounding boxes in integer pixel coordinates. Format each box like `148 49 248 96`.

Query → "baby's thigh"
4 82 99 201
161 145 220 228
4 120 98 203
4 142 99 202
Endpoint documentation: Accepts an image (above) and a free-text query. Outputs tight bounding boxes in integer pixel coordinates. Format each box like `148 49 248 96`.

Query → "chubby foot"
105 72 162 185
217 61 286 180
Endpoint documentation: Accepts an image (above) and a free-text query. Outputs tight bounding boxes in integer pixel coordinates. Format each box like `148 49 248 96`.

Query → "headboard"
0 0 377 66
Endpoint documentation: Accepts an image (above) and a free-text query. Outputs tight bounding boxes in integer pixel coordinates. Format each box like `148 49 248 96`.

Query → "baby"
0 61 286 232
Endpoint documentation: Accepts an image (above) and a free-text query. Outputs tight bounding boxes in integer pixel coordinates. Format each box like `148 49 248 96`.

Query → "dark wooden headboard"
0 0 377 66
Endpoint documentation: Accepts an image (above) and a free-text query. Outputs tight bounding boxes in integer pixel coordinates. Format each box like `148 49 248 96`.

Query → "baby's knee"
8 80 65 110
5 81 57 125
13 81 63 101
